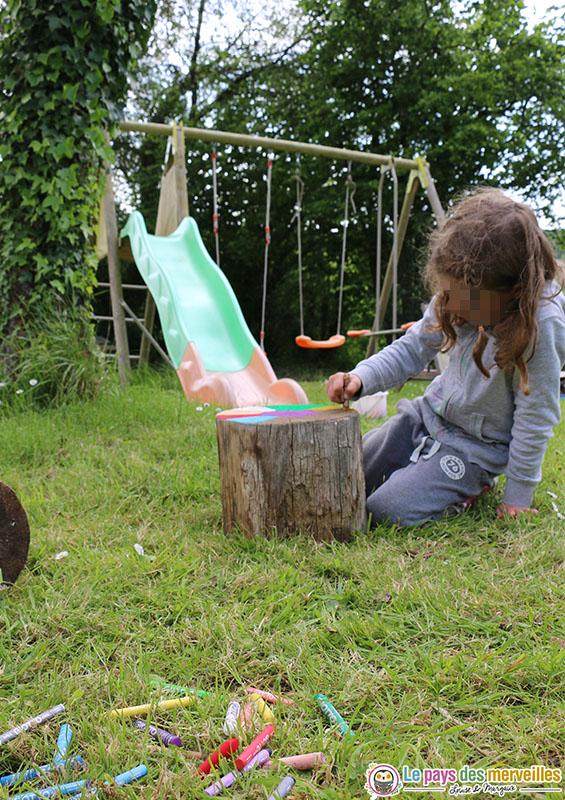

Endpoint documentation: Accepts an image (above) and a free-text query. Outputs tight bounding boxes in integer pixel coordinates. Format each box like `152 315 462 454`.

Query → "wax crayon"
222 701 241 736
261 752 326 770
113 764 148 785
131 719 181 747
109 696 194 719
41 764 147 800
204 748 271 796
194 737 239 775
149 679 209 698
267 775 295 800
53 724 73 763
314 693 355 739
10 777 88 800
235 724 274 770
249 693 275 723
238 703 254 732
0 757 85 788
245 688 295 706
0 705 65 746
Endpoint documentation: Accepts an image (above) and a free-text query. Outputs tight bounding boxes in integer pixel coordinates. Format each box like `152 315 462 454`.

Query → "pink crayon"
235 724 274 770
262 752 326 770
245 688 295 706
238 704 254 732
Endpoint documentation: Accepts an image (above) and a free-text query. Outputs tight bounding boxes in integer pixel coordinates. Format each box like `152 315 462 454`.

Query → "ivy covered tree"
0 0 157 333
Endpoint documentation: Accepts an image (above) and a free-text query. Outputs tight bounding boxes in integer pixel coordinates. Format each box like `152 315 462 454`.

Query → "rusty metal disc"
0 482 30 584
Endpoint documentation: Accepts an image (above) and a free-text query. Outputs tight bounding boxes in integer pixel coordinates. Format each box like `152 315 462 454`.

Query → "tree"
111 0 564 369
0 0 157 333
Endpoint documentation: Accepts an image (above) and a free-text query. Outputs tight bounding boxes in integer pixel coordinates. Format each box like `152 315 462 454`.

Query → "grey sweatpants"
363 398 495 527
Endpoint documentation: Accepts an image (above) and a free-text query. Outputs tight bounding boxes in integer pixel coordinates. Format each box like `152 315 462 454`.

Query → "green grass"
0 370 563 799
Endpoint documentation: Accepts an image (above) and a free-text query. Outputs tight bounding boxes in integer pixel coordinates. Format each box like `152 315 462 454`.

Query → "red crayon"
235 725 274 771
195 737 239 776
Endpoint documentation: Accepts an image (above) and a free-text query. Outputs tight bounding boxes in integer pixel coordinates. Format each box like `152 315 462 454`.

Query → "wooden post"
365 172 420 358
216 407 366 541
422 164 445 225
139 123 189 367
103 166 131 385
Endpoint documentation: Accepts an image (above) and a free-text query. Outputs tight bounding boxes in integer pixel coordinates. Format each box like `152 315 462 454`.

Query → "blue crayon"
113 764 148 785
63 763 147 800
267 775 296 800
53 724 73 763
0 756 85 788
10 777 89 800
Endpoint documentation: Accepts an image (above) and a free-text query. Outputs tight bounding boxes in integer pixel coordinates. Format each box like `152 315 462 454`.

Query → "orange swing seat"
295 334 346 349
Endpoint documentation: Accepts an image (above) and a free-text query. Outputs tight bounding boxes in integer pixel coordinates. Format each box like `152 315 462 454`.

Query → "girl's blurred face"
439 277 512 326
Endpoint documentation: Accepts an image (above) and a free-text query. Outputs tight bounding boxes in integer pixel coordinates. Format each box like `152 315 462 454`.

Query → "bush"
0 316 116 410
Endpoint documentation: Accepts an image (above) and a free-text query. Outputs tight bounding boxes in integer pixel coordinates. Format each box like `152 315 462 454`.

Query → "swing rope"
295 162 355 350
390 158 399 335
291 155 305 337
211 145 220 266
336 161 356 336
347 159 400 340
260 153 273 352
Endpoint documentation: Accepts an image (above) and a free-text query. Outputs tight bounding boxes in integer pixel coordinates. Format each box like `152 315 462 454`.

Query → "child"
326 189 565 527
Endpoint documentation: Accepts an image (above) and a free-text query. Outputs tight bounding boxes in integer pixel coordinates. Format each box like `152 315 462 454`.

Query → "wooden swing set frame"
97 120 445 385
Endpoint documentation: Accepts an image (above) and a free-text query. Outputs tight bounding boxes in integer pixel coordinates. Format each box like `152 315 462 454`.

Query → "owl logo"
365 763 402 797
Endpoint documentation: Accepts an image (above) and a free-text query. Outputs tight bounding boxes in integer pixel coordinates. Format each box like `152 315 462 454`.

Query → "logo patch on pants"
440 454 465 480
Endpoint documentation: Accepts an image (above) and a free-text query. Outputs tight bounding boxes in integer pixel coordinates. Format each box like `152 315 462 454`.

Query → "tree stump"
216 405 366 541
0 482 30 585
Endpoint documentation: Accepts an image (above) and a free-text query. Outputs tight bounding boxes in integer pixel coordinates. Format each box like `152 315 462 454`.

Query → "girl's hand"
496 503 538 519
326 372 362 404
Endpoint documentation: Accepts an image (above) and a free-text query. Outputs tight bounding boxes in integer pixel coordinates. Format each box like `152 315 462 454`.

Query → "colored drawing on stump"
216 404 335 424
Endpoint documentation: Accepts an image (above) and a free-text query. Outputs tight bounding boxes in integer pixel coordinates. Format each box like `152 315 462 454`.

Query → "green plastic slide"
121 211 260 372
120 212 308 408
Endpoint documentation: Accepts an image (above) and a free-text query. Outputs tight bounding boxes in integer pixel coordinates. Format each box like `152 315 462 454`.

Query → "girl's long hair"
423 189 564 394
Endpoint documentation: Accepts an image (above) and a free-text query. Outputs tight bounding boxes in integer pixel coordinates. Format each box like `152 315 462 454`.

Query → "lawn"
0 370 563 799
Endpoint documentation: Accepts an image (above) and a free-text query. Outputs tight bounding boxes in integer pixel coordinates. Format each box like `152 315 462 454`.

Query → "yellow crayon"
109 696 195 719
249 693 275 724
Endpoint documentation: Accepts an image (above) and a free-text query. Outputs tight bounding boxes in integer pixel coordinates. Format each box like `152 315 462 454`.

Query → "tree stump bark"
216 406 366 541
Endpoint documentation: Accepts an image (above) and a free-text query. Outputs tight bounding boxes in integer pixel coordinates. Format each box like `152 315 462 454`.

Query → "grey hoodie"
351 281 565 508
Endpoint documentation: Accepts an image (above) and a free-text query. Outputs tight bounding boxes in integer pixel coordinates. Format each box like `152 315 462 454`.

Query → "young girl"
326 189 565 527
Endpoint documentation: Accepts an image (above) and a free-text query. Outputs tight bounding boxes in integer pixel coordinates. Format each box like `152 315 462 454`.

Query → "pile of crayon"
0 686 357 799
109 679 357 798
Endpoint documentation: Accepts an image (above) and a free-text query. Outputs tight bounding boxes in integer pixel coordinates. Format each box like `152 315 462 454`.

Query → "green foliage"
111 0 564 371
0 315 116 409
0 0 157 333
